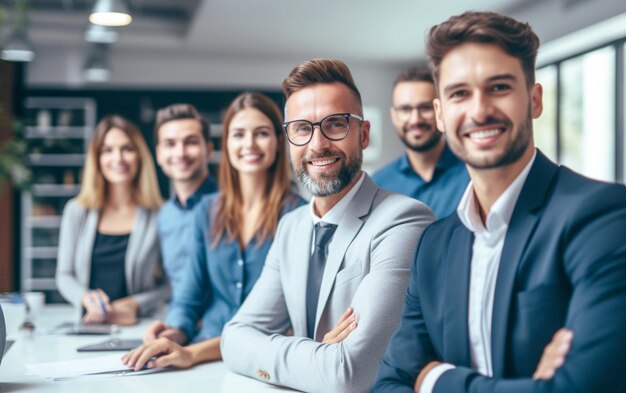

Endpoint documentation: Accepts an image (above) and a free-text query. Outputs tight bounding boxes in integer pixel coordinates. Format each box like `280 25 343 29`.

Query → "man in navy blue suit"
372 11 626 393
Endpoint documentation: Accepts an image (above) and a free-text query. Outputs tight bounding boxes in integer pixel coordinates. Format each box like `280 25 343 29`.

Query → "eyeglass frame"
283 112 364 146
392 103 435 120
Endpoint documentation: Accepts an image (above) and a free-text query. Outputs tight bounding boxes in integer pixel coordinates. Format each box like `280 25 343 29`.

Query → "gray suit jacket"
55 199 169 316
221 174 435 392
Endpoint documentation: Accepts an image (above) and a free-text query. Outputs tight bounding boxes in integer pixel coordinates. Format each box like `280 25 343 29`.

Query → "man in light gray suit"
221 59 435 392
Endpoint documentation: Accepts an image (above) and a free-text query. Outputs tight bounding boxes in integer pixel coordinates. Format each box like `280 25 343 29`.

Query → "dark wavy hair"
426 11 540 88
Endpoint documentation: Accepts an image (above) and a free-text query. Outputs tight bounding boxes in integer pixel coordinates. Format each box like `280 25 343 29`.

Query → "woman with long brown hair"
56 115 167 325
124 92 304 370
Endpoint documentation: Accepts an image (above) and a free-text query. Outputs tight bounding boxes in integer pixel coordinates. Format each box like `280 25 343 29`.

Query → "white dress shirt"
420 151 536 393
310 171 365 224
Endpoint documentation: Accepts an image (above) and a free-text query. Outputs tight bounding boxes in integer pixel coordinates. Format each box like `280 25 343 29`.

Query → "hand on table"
143 320 187 344
533 328 573 380
322 307 357 344
106 297 139 326
81 289 111 324
123 337 193 371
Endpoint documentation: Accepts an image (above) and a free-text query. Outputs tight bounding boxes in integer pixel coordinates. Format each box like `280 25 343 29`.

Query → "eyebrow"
231 125 272 132
443 73 518 96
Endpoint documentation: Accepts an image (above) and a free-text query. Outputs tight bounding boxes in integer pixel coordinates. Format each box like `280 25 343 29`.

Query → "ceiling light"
83 44 111 82
89 0 132 27
1 29 35 62
84 24 119 44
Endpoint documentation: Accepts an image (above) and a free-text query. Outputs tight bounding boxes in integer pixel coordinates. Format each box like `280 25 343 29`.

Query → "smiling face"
226 108 278 175
434 42 542 171
156 118 211 183
391 81 442 152
285 82 370 197
99 127 140 186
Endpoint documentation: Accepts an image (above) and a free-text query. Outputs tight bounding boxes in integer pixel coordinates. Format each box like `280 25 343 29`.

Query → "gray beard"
295 150 362 197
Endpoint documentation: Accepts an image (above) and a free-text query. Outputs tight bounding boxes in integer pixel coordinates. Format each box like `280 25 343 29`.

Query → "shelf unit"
21 97 96 298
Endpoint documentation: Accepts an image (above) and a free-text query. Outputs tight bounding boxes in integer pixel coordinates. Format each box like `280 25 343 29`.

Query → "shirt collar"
436 142 461 171
457 150 537 235
173 176 215 209
309 172 366 226
399 142 458 176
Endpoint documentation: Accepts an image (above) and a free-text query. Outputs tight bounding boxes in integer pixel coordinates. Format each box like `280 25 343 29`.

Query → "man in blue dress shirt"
146 103 217 343
372 66 469 218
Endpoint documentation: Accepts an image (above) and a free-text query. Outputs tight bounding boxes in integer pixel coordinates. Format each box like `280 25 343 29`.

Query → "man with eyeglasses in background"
372 66 469 219
221 58 434 392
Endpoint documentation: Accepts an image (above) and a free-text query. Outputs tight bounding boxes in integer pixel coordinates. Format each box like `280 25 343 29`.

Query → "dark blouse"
89 232 130 301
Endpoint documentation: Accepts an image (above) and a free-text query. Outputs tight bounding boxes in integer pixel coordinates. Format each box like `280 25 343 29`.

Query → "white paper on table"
26 353 165 381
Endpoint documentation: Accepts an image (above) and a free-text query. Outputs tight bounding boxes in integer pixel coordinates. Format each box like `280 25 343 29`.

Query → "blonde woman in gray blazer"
56 115 168 325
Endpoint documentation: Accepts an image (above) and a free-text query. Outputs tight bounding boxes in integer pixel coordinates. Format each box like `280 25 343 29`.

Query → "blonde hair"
76 115 163 209
213 92 292 246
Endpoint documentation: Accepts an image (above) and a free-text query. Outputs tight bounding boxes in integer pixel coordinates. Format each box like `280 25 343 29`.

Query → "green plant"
0 1 33 193
0 116 32 192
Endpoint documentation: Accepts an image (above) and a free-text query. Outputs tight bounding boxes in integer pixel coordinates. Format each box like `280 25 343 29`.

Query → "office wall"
26 47 407 173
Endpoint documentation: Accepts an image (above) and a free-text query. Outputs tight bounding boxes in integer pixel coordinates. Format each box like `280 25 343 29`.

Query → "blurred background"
1 0 625 300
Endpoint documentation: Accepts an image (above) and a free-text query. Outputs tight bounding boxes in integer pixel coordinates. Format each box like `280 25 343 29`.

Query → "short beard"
294 149 362 197
401 127 442 153
450 112 532 170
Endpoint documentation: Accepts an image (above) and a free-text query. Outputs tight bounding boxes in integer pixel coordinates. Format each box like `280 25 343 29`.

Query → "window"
534 66 558 161
559 47 616 182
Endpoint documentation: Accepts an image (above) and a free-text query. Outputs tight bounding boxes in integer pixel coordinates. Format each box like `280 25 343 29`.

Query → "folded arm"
222 214 429 393
376 201 626 393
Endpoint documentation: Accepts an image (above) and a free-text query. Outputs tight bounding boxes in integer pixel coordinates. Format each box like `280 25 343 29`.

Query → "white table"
0 304 295 392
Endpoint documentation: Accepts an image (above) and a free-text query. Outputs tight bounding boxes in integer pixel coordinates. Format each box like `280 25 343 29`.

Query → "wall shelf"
21 97 96 295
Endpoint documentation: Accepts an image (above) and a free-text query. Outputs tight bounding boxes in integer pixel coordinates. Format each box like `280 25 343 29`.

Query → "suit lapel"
80 209 99 287
314 175 375 335
491 151 558 377
293 209 314 336
125 207 145 293
443 224 473 366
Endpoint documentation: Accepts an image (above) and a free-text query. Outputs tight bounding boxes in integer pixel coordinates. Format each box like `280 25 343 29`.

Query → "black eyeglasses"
283 113 363 146
392 104 435 120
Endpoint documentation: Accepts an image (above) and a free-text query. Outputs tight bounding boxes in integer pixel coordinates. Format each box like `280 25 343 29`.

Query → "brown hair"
212 92 292 246
154 103 210 143
426 11 540 87
282 58 362 109
393 66 434 89
76 115 163 209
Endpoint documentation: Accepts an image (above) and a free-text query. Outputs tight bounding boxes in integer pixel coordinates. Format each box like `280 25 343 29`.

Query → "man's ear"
206 139 214 158
433 98 445 132
530 83 543 119
360 120 371 149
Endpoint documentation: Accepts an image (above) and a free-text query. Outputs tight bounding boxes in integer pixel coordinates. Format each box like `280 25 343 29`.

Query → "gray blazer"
55 199 169 316
221 174 435 393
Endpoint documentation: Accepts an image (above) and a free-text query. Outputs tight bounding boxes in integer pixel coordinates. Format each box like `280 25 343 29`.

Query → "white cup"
24 292 45 318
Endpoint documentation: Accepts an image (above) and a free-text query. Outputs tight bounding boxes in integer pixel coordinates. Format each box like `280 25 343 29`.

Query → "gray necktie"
306 222 338 339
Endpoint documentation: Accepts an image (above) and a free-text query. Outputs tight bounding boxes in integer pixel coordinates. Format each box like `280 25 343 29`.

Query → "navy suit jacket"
372 151 626 393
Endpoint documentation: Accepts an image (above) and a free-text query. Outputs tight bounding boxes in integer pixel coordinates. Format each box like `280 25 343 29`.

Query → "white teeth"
310 158 337 166
109 167 128 172
242 154 261 160
469 129 502 139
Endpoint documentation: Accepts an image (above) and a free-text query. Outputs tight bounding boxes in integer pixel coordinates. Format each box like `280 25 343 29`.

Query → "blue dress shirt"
157 176 218 293
372 144 469 219
165 191 305 343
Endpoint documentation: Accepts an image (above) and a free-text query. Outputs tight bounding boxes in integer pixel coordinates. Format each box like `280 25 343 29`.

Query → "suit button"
256 369 270 380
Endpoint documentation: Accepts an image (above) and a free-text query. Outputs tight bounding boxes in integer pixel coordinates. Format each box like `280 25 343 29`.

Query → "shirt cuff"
164 309 195 342
419 363 455 393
